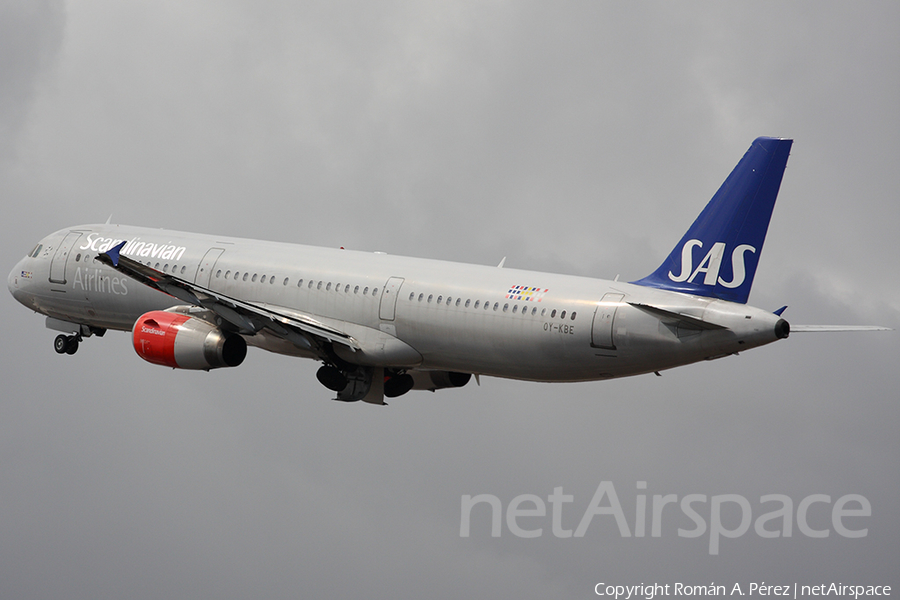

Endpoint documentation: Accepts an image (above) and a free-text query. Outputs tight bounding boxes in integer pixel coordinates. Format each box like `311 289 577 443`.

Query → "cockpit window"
29 244 43 258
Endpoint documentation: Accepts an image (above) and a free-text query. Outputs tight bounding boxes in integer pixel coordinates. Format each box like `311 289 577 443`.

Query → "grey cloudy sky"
2 2 898 599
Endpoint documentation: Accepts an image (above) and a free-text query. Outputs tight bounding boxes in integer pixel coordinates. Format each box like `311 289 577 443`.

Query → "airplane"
7 137 889 404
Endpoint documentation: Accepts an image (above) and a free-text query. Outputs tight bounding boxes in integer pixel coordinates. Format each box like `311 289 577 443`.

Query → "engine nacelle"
132 311 247 370
410 370 472 391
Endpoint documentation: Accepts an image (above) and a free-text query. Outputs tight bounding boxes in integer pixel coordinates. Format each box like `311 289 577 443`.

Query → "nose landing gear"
54 334 80 355
50 324 105 356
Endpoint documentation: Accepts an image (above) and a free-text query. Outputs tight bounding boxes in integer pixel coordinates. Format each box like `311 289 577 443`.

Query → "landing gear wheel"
55 334 80 355
384 373 414 398
317 365 348 392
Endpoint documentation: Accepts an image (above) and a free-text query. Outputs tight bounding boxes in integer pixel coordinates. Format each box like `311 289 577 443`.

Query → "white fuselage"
8 223 786 382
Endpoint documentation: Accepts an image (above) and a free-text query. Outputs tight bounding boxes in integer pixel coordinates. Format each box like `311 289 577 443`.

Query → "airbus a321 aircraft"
7 138 887 404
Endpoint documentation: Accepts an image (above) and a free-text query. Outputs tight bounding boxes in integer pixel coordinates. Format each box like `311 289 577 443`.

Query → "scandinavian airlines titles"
79 233 187 262
668 239 756 289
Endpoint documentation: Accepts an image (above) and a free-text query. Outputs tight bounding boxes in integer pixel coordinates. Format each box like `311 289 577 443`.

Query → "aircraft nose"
8 258 33 307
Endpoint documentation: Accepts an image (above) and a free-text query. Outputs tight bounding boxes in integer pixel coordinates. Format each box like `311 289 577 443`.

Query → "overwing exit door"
379 277 405 321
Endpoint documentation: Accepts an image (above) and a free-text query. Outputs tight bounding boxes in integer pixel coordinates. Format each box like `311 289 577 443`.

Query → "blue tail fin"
632 137 792 304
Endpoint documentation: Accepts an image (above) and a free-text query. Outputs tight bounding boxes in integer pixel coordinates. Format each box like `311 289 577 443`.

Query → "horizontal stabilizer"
790 325 892 332
628 302 728 331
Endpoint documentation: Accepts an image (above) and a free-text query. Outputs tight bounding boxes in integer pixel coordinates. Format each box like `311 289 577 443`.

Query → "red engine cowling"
132 311 247 370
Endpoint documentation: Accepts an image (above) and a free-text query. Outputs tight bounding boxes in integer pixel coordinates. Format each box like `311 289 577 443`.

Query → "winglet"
773 305 788 316
103 241 127 267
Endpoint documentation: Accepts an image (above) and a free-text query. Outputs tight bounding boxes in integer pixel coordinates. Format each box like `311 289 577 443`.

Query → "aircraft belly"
397 307 602 382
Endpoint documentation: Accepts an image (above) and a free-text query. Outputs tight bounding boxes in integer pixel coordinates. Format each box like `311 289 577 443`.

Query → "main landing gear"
54 334 81 355
316 364 348 392
316 363 415 401
383 373 414 398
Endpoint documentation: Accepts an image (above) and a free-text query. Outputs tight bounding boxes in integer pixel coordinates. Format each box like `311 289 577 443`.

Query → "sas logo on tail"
668 240 756 289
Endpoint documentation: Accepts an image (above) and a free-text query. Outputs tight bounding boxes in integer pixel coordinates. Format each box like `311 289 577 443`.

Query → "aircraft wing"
96 241 360 355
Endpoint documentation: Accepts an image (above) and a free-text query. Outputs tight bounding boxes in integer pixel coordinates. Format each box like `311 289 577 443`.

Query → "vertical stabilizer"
632 137 792 304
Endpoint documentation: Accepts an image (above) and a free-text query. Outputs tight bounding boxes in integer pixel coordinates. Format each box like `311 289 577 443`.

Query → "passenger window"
456 298 461 307
571 312 576 320
216 270 222 278
297 279 304 287
181 266 186 275
551 309 557 318
317 282 323 290
474 300 480 309
270 277 275 285
409 293 415 301
541 308 547 317
437 295 443 304
345 284 350 293
418 293 424 302
493 302 499 311
427 295 433 303
225 270 231 278
326 282 331 291
363 287 369 295
502 303 508 312
252 274 258 282
560 310 566 319
75 253 82 262
355 286 360 294
465 299 471 308
309 280 315 289
512 305 518 314
531 307 537 316
284 278 289 286
373 288 378 295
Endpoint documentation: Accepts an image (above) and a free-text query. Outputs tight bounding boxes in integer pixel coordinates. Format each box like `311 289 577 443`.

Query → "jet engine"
132 310 247 370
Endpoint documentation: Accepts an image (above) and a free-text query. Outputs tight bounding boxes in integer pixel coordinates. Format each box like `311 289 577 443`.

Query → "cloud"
2 2 898 598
